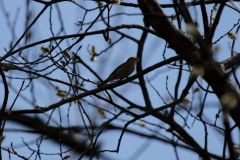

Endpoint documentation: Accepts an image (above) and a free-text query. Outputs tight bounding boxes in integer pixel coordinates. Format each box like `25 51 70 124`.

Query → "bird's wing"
106 62 126 79
97 62 126 87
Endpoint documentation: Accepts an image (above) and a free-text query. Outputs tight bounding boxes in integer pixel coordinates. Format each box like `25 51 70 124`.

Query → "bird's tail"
97 79 109 87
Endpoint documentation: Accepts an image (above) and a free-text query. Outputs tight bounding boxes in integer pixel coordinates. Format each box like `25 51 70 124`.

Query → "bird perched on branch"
97 57 139 87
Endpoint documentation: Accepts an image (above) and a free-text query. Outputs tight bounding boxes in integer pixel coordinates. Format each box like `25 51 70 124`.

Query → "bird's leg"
119 78 123 84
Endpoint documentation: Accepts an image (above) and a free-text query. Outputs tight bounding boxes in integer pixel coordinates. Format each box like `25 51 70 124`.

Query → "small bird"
98 57 139 87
